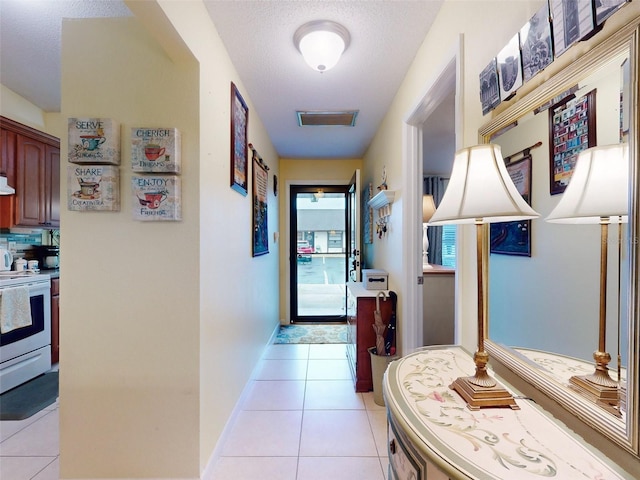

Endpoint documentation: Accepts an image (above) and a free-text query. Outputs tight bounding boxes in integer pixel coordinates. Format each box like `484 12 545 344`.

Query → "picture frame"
480 58 501 115
497 33 523 101
548 89 597 195
490 154 533 257
230 82 249 196
549 0 595 58
595 0 628 26
251 145 269 257
520 3 554 83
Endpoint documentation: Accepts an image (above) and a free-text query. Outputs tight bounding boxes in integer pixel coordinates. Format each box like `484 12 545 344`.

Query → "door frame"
400 36 464 354
289 184 350 322
284 179 345 324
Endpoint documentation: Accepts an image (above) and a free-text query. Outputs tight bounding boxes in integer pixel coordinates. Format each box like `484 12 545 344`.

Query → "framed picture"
230 82 249 196
251 145 269 257
497 33 523 101
595 0 628 26
549 89 597 195
549 0 595 58
520 4 553 83
490 154 533 257
480 58 501 115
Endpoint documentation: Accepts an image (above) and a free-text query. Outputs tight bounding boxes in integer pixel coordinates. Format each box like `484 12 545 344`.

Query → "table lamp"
422 194 436 267
546 144 629 406
428 144 540 409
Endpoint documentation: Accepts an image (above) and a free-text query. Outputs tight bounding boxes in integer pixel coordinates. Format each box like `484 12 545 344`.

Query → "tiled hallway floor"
209 343 389 479
0 344 389 480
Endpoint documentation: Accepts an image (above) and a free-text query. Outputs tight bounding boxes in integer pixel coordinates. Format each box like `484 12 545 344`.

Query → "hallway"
209 343 389 479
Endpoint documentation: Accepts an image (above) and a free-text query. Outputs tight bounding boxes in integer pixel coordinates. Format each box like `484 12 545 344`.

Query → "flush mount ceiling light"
294 20 350 72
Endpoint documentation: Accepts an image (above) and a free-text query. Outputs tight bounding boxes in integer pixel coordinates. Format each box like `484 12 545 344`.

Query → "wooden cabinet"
51 277 60 364
0 116 60 228
346 283 393 392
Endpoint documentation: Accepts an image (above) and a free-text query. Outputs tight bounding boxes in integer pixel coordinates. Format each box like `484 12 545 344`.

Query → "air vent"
296 110 358 127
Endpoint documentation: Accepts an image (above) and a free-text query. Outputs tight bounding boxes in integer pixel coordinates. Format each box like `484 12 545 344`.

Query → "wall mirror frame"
479 16 639 456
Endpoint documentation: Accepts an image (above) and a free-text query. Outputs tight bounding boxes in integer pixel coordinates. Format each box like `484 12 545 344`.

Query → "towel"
0 286 32 334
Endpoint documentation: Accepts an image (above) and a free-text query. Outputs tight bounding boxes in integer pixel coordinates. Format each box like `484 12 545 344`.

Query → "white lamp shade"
422 194 436 222
546 144 629 224
428 144 539 225
299 30 345 71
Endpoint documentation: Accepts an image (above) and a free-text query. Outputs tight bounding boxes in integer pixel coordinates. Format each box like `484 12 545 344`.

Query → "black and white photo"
480 58 501 115
595 0 628 25
497 33 523 101
550 0 595 57
520 4 554 82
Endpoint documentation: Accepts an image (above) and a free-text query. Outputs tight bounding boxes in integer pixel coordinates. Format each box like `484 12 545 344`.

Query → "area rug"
0 371 58 420
275 324 347 344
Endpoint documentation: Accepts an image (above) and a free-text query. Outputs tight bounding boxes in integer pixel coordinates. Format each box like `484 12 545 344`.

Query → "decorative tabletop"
384 346 631 480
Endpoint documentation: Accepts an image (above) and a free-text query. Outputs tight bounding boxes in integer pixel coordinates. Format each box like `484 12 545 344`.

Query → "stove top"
0 272 50 287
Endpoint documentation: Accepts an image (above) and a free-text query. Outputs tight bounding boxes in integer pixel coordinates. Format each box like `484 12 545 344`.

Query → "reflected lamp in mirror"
429 144 540 409
422 194 436 267
546 144 629 408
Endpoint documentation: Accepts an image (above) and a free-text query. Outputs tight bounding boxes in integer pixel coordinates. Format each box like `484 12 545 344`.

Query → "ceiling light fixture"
294 20 350 72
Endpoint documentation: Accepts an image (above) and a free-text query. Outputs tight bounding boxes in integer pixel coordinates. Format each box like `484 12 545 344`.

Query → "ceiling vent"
296 110 358 127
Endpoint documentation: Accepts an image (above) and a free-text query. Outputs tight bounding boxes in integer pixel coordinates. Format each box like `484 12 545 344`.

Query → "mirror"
480 19 638 456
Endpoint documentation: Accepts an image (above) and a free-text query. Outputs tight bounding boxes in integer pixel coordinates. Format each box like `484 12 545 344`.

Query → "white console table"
383 346 632 480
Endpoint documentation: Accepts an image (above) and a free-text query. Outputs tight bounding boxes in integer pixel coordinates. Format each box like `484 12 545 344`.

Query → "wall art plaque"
131 127 181 173
67 165 120 211
68 118 120 165
132 174 181 221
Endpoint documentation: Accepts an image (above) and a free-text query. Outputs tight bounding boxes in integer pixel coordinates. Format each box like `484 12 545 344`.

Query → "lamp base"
569 374 619 407
450 376 520 410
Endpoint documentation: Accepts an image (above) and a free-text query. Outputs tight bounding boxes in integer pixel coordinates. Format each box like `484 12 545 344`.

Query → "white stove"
0 272 52 393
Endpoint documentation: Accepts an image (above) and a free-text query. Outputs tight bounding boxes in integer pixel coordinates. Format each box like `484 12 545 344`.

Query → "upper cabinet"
0 117 60 229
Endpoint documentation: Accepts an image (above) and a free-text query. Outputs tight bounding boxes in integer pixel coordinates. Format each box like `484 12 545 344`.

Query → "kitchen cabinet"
0 116 60 228
51 276 60 364
346 282 393 392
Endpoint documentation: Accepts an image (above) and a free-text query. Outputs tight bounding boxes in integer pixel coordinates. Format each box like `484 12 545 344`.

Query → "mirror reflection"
488 49 631 419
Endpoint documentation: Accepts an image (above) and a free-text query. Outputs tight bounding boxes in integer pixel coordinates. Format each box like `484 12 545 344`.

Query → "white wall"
59 1 280 477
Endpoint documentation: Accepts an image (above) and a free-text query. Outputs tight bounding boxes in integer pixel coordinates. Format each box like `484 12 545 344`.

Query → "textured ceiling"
0 0 447 160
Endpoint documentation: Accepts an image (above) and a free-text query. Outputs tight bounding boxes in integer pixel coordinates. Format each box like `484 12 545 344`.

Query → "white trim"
401 35 463 354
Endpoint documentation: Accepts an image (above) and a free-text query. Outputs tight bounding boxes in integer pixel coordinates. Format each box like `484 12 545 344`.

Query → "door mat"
275 324 347 344
0 371 58 420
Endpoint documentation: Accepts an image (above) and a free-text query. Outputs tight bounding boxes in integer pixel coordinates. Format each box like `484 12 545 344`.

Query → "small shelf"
368 190 395 210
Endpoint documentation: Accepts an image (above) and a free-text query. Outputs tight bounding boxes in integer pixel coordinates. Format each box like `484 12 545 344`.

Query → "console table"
383 346 632 480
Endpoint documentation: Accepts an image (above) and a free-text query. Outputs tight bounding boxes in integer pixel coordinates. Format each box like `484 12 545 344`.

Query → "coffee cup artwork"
74 177 101 200
80 135 106 151
131 127 181 173
137 190 167 209
144 144 166 161
68 165 120 212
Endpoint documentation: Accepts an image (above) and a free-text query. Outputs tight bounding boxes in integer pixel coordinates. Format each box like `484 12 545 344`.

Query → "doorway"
289 185 350 322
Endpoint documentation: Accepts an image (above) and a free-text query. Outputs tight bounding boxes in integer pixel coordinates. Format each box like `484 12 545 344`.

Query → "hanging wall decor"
549 89 596 195
67 164 120 211
131 127 181 173
497 33 523 102
230 82 249 196
520 3 554 83
251 144 269 256
68 118 120 165
132 174 182 221
480 58 501 115
549 0 595 58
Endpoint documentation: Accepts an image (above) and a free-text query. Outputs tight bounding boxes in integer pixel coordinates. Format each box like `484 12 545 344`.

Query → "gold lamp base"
450 376 520 410
569 374 619 407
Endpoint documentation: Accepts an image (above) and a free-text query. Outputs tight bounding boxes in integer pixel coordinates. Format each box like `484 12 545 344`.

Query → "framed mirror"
479 16 639 456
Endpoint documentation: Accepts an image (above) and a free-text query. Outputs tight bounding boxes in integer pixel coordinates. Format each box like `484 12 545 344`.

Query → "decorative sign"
67 165 120 211
251 145 269 256
131 127 181 173
132 174 181 221
68 118 120 165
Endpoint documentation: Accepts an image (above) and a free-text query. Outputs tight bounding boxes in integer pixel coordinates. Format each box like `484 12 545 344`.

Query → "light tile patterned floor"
209 343 389 480
0 345 389 480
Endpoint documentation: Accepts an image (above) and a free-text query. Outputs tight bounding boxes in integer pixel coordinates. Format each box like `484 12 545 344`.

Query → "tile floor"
0 344 390 480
